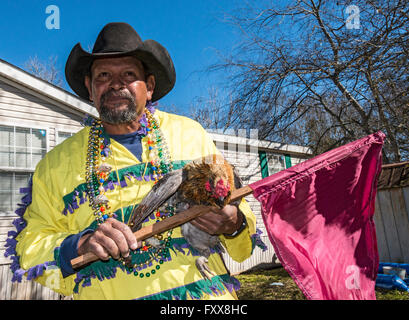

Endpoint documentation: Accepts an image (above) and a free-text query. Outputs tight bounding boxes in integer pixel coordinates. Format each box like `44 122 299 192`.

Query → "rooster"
128 154 242 280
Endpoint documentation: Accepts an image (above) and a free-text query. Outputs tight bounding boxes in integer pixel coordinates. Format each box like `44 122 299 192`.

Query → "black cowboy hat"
65 22 176 102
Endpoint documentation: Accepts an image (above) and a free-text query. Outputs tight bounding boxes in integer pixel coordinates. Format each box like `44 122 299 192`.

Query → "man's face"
84 56 155 124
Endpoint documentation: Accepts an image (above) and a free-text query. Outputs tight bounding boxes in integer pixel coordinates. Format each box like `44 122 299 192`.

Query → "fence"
373 161 409 263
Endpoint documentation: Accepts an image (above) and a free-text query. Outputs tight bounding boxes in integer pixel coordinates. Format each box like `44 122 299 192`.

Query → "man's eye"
97 72 109 78
124 71 136 77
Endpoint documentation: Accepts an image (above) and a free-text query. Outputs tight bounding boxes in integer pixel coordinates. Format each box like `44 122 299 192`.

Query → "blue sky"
0 0 246 114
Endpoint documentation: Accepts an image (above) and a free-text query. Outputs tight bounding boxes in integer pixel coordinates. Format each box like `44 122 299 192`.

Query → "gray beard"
99 90 138 124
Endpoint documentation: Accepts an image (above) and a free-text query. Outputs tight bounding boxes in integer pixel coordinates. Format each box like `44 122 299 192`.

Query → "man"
8 22 259 300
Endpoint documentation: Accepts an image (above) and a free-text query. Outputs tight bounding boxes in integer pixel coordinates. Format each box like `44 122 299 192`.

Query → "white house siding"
0 80 85 149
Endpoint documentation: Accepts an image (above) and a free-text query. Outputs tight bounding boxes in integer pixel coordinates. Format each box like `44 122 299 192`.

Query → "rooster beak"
215 196 225 207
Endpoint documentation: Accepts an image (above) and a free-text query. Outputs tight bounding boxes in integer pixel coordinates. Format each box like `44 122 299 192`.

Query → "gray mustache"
101 90 134 102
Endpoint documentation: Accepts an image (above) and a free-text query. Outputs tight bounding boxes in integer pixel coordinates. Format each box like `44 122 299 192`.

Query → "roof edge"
0 58 98 118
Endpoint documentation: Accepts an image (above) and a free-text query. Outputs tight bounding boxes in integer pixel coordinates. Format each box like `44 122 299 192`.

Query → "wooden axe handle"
70 185 253 269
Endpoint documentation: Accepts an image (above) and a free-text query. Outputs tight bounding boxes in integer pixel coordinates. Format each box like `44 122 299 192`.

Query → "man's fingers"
78 219 144 261
189 205 240 235
93 245 110 261
190 214 222 235
99 225 130 258
110 219 139 250
87 234 114 260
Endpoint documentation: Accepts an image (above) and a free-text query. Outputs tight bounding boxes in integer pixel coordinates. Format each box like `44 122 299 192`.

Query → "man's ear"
84 76 93 102
146 74 156 101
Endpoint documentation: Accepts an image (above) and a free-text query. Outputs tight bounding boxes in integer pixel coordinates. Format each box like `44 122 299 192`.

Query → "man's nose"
109 75 125 90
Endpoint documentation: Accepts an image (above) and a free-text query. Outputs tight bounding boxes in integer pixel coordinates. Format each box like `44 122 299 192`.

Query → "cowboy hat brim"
65 40 176 102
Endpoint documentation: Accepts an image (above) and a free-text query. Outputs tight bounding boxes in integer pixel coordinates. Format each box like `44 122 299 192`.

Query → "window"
258 151 288 178
56 131 75 145
0 125 47 215
266 153 286 175
0 125 47 169
0 172 31 214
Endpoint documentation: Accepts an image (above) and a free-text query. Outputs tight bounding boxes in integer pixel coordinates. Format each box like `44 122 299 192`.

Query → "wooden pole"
70 185 254 269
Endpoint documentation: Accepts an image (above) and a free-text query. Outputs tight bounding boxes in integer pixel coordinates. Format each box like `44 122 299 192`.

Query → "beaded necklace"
85 104 175 278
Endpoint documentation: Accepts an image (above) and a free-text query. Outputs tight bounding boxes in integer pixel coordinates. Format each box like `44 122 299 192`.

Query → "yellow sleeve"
219 197 257 262
13 166 75 296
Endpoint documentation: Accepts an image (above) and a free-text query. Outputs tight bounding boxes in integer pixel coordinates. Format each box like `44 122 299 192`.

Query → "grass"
235 267 409 300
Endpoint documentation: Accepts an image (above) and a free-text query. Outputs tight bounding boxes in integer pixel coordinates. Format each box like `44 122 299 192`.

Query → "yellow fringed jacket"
10 109 258 300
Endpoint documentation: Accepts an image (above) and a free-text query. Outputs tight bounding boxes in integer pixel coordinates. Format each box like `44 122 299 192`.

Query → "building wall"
0 80 84 149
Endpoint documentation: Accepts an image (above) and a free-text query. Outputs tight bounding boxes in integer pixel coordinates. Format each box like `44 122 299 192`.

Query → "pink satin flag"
250 131 385 300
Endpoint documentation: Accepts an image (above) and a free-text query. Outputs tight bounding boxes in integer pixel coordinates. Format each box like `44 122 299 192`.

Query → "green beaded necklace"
125 204 175 278
85 106 175 278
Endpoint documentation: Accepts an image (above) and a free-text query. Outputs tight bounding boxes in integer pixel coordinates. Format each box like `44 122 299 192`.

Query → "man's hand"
189 204 244 235
77 218 140 261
